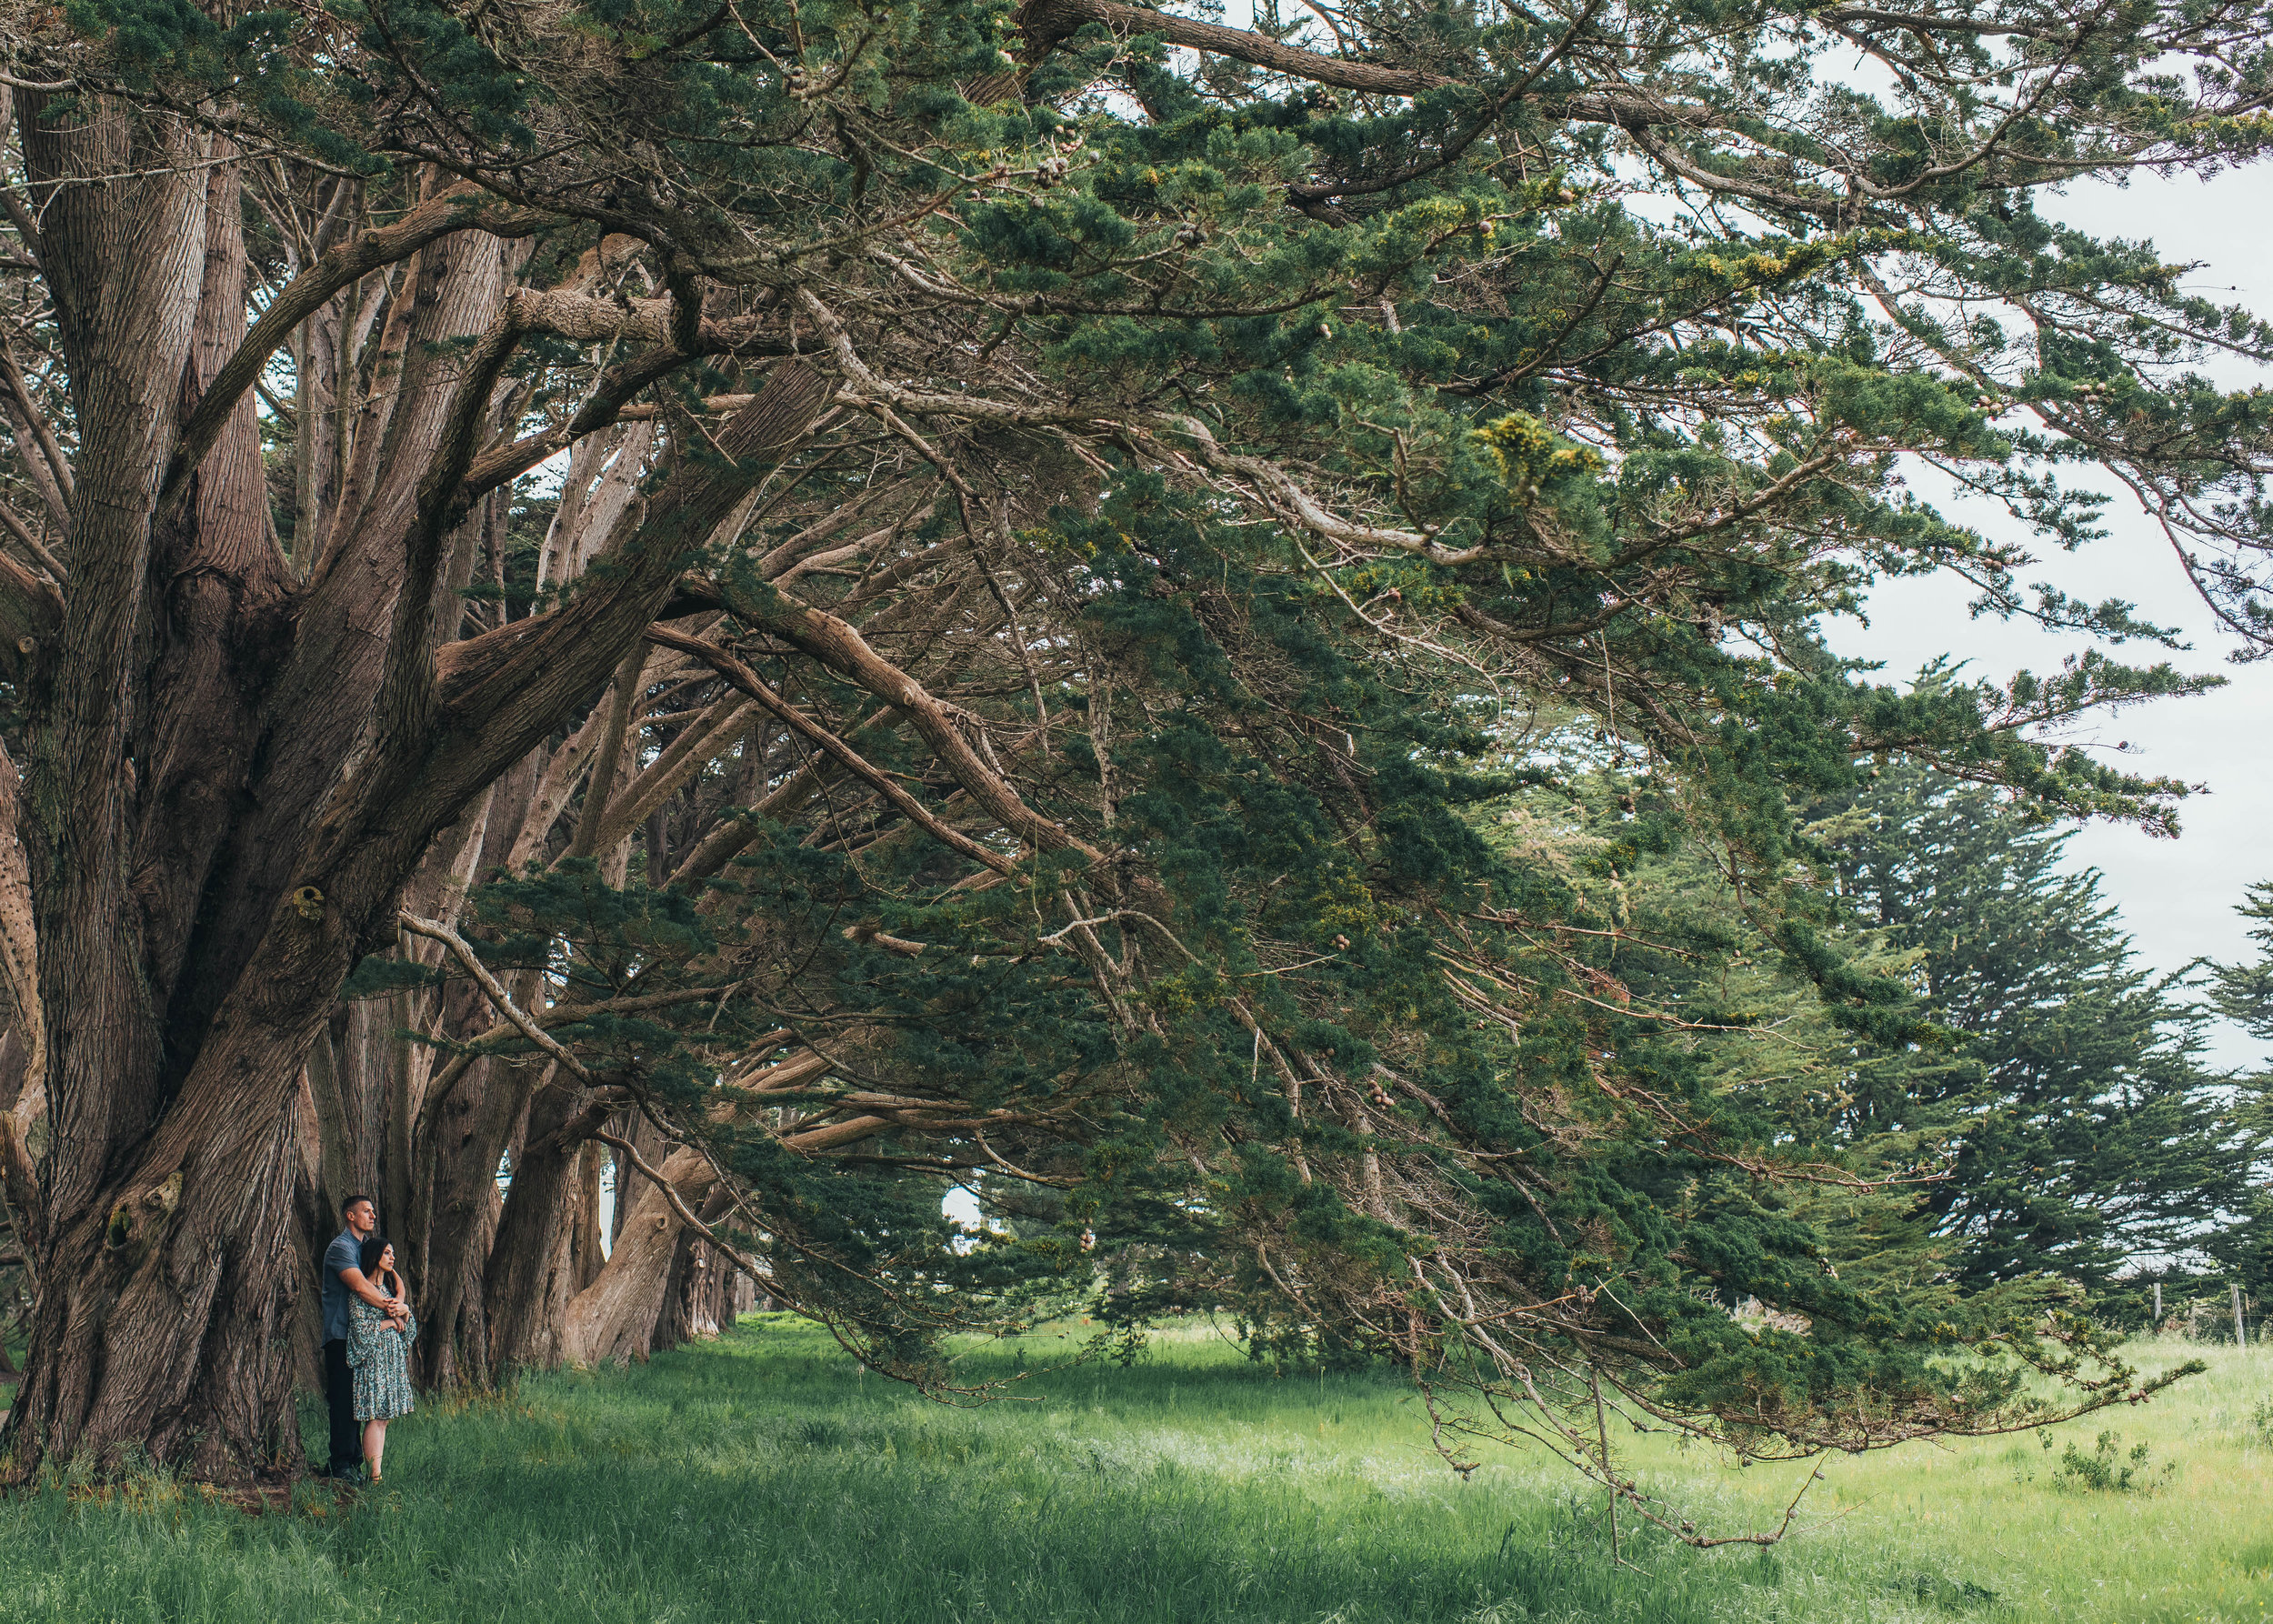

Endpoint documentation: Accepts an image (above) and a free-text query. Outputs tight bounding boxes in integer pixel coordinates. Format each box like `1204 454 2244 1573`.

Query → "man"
319 1194 406 1479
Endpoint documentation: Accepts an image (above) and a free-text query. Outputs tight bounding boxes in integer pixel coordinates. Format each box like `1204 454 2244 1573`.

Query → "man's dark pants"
323 1337 360 1472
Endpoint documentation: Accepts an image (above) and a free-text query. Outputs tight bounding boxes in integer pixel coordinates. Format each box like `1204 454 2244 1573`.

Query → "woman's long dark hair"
357 1235 402 1301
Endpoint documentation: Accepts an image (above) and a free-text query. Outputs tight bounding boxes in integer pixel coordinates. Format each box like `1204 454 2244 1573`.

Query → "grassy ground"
0 1318 2263 1623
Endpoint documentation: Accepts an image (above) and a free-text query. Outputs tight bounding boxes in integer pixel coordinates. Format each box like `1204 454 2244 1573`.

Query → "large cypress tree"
2206 884 2273 1300
0 0 2258 1495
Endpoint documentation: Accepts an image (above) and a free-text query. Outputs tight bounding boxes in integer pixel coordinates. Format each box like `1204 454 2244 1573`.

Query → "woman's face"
378 1244 396 1274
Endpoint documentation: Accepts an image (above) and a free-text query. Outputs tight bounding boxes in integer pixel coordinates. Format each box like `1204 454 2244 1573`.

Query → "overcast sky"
1826 167 2272 1070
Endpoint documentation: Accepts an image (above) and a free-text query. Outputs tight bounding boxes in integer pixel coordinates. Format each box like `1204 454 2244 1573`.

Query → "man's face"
346 1200 376 1237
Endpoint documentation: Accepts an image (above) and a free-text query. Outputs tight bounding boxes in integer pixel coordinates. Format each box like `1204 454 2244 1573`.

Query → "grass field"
0 1318 2266 1622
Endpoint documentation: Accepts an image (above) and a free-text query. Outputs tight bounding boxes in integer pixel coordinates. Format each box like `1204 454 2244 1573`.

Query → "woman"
345 1236 417 1481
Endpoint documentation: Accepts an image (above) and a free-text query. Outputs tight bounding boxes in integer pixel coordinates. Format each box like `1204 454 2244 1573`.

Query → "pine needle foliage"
1808 763 2242 1295
11 0 2261 1512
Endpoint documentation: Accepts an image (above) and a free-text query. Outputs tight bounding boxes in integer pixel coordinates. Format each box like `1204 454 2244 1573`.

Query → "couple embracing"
318 1194 420 1482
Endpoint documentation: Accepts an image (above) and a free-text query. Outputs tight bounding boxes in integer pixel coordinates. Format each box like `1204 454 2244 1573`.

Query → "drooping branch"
721 584 1112 870
1000 0 1733 139
1009 0 1452 96
398 910 595 1084
158 184 549 520
645 625 1019 877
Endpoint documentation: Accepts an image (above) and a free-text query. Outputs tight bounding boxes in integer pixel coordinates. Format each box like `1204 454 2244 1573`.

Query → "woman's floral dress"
346 1296 418 1422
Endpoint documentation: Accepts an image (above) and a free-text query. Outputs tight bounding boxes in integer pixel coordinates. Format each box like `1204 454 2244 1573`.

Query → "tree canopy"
0 0 2263 1503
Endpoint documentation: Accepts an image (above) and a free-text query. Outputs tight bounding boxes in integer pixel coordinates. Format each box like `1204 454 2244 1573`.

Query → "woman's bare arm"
339 1265 408 1319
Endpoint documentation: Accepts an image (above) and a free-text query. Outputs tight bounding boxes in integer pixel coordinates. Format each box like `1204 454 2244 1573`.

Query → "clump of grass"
1887 1570 2000 1612
2249 1397 2273 1445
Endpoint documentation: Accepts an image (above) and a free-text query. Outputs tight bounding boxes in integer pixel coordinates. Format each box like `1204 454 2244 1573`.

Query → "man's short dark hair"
342 1193 375 1217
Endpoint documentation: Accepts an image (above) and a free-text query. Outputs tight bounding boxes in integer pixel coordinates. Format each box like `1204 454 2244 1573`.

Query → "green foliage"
1805 763 2243 1293
2213 882 2273 1049
86 0 2262 1477
2043 1428 2176 1494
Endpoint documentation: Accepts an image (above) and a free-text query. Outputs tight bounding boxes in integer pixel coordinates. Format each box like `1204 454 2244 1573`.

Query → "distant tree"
2204 884 2273 1303
1814 765 2242 1292
2213 884 2273 1054
1467 759 1981 1317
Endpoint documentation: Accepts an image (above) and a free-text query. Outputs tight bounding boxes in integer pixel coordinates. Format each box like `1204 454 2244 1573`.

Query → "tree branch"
1013 0 1450 96
158 185 550 522
645 624 1019 876
398 910 594 1083
0 498 63 585
717 583 1113 871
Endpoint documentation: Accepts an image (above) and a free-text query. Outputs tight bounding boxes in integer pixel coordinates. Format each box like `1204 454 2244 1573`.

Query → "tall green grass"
0 1319 2263 1622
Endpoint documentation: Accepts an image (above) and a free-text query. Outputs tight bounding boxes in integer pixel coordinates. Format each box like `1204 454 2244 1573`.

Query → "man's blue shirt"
321 1228 361 1342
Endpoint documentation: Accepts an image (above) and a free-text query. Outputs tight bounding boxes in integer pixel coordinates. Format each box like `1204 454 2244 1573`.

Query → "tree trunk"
484 1076 604 1373
573 1142 606 1290
655 1187 738 1353
560 1147 714 1367
0 75 831 1469
4 103 310 1480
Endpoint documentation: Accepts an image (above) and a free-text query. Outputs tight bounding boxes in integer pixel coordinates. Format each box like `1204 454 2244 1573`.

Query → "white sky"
1828 169 2273 1071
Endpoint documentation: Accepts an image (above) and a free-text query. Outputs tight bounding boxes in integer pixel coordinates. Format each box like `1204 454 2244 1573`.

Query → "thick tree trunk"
654 1187 739 1353
0 78 831 1463
396 790 511 1388
560 1147 714 1367
484 1077 604 1373
11 1030 321 1478
416 1048 525 1388
3 100 300 1480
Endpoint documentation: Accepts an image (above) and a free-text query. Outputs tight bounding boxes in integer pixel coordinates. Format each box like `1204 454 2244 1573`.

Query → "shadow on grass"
0 1318 1800 1624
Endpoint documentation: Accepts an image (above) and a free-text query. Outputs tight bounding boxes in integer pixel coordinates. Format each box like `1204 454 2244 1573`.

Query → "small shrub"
2052 1429 2176 1493
1887 1571 1999 1613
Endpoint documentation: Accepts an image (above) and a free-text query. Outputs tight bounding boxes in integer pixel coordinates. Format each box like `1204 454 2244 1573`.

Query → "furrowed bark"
559 1144 715 1367
16 88 211 1229
135 151 297 1083
485 1077 609 1372
5 117 324 1483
